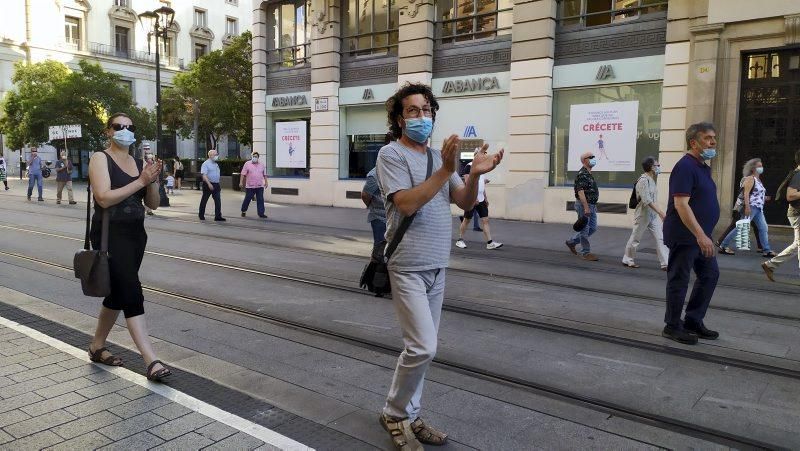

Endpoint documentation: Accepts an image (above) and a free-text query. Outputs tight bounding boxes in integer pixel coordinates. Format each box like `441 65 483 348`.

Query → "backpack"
628 175 646 209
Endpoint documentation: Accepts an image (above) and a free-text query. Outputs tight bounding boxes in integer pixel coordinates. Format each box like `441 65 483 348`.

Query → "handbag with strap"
73 182 111 297
360 148 433 296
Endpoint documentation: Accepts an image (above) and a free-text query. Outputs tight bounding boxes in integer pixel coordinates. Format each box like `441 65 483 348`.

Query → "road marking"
332 320 392 330
0 315 313 451
575 353 665 372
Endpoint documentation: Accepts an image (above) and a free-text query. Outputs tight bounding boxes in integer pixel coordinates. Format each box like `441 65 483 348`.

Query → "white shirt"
477 174 486 203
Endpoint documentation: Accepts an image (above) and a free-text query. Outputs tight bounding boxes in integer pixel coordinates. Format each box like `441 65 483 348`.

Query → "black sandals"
88 347 124 367
146 360 173 382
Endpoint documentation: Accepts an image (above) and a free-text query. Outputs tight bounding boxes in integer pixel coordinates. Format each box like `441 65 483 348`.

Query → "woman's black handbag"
73 183 111 297
360 149 432 297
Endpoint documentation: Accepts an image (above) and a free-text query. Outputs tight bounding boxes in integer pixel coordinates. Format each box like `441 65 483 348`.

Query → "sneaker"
379 414 423 451
198 215 206 221
486 241 503 250
684 321 719 340
761 262 775 282
662 325 698 345
214 217 227 222
4 186 8 190
69 201 77 205
582 253 599 261
258 214 268 219
241 212 246 217
473 227 483 232
455 239 467 249
37 197 44 202
565 241 577 255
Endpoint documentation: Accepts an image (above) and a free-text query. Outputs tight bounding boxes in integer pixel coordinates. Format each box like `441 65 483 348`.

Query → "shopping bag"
734 217 751 251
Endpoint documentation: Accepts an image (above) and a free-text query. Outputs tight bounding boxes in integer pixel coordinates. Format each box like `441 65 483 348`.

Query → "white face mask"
251 156 259 163
112 128 136 148
212 155 219 161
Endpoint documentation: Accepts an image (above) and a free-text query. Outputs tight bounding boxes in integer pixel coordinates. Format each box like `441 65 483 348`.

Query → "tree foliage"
161 31 252 148
0 59 155 151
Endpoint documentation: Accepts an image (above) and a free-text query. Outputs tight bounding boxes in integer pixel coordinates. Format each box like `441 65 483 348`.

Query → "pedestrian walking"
165 175 175 195
173 157 184 190
762 150 800 281
455 152 502 250
565 151 599 261
457 163 482 232
622 157 669 269
26 147 44 201
662 122 721 345
0 156 8 190
86 112 172 382
717 158 774 257
55 151 77 205
199 149 225 221
240 152 268 218
361 167 386 245
376 83 504 450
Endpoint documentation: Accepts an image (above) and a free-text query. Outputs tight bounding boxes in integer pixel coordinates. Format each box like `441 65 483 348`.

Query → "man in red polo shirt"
662 122 721 345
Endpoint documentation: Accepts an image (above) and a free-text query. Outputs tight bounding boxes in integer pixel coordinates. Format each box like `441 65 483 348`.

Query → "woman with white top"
718 158 774 257
622 156 669 270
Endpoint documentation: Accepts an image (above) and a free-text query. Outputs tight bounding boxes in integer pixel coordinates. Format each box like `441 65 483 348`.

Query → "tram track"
0 249 785 450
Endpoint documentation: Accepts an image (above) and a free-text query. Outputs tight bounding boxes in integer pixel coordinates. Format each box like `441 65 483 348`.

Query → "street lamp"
138 6 174 207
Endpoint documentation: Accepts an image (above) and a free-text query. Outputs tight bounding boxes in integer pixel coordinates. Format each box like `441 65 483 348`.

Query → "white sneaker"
486 242 503 250
455 239 467 249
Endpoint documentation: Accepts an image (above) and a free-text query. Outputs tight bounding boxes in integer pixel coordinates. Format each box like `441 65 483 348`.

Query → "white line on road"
575 353 666 372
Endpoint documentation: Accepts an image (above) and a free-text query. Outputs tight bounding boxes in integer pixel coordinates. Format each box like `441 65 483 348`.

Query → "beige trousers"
56 181 74 202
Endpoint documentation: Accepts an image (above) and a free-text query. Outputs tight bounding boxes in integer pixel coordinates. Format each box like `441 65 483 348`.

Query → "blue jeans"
665 244 719 328
27 173 43 198
370 219 387 245
241 187 265 217
568 203 598 255
720 206 770 252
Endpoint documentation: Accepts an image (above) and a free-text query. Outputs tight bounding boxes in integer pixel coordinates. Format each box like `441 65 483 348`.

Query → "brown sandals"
146 360 173 382
88 347 124 367
380 414 448 450
410 417 448 446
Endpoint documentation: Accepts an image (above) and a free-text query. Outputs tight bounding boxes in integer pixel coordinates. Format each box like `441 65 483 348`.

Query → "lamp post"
138 6 174 207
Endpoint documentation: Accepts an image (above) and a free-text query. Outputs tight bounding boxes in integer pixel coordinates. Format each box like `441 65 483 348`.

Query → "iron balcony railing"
87 42 185 69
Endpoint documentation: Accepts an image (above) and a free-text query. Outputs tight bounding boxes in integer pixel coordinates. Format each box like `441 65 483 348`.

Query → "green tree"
0 59 155 152
161 31 252 149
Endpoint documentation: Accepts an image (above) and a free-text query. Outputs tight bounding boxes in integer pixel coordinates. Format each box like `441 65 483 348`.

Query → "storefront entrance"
736 47 800 225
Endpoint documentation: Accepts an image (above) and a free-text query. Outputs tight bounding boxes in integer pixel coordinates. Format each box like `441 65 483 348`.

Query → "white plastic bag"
734 217 751 250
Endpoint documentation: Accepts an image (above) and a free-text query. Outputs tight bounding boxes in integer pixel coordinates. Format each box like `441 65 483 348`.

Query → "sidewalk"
0 316 307 451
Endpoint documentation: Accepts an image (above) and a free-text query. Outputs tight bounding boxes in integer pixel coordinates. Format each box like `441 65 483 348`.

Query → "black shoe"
662 325 698 345
683 321 719 340
27 196 31 201
199 215 206 221
241 212 246 217
37 197 44 202
258 214 268 218
473 227 483 232
214 217 226 222
458 216 464 222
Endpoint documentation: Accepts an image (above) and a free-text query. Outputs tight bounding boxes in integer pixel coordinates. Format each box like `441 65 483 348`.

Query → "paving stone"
51 411 123 440
151 431 214 450
20 352 73 369
56 358 88 370
253 444 282 451
29 346 65 358
195 421 239 442
96 431 164 450
115 385 152 401
0 430 63 451
10 363 77 383
202 431 265 451
85 370 118 384
0 363 27 377
47 365 102 383
0 376 57 398
0 352 38 368
152 402 193 420
64 393 130 417
75 378 133 399
97 412 166 440
34 377 95 399
0 409 30 428
0 376 13 390
0 392 45 414
108 393 173 419
0 430 11 445
150 411 216 441
20 392 87 417
4 409 76 439
45 431 112 451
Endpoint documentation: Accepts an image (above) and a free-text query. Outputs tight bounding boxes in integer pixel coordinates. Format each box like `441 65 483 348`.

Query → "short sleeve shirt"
28 156 42 175
635 173 657 216
201 159 220 183
788 171 800 216
241 161 266 188
574 167 599 204
376 141 464 271
55 160 73 182
663 153 721 246
363 168 385 223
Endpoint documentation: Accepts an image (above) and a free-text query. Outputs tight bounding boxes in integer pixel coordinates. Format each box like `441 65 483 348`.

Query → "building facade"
251 0 800 227
0 0 252 177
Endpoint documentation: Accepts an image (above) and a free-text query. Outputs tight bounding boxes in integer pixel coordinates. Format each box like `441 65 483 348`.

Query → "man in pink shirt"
240 151 268 218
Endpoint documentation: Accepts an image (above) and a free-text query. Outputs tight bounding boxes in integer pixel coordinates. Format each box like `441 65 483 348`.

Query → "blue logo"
464 125 477 138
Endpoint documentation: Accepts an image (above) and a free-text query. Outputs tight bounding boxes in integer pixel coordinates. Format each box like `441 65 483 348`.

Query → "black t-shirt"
789 171 800 216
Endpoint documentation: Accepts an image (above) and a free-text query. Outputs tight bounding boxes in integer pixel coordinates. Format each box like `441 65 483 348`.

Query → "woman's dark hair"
106 112 131 128
641 156 657 173
386 83 439 140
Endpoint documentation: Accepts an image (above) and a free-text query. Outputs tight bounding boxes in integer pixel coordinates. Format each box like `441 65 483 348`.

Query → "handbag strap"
384 148 433 262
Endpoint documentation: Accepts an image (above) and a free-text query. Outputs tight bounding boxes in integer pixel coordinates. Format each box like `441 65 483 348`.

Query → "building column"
397 0 435 85
506 0 556 221
251 0 268 158
309 0 341 205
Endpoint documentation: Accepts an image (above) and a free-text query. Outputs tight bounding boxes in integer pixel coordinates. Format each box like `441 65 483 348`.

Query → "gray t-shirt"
363 168 385 223
376 141 463 272
788 171 800 217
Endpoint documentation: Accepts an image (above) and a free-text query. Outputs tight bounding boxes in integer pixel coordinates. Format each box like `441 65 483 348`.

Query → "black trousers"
200 182 222 219
91 220 147 318
664 244 719 328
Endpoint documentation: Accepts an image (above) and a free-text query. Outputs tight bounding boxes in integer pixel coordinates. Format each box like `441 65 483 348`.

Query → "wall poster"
275 121 307 168
567 101 639 172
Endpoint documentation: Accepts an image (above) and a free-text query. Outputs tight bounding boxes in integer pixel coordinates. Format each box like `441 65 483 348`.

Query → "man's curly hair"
386 83 439 140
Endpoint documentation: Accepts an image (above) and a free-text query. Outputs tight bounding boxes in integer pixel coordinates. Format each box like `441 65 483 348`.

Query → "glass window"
194 9 207 27
194 43 207 61
557 0 667 28
436 0 512 45
114 0 129 6
342 0 399 56
550 83 663 188
64 16 81 48
114 26 130 57
226 18 238 35
159 36 172 59
747 53 782 79
267 0 311 68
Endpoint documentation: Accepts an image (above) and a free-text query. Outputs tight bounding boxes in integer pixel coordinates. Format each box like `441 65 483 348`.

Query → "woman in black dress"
87 112 172 382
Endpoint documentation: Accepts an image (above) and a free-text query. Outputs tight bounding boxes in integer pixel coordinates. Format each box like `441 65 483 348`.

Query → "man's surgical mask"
112 128 136 148
212 155 220 161
756 167 764 175
700 148 717 160
251 156 259 163
654 166 662 175
404 117 433 144
588 158 597 168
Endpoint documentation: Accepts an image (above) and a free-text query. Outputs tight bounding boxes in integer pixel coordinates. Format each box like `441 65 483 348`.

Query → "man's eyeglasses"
111 123 136 132
404 106 433 119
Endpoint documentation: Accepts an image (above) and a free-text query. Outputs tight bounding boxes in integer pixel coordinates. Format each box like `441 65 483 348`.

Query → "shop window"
64 16 82 49
557 0 667 29
550 82 662 188
347 134 392 178
747 53 782 80
267 0 311 69
342 0 399 57
436 0 512 45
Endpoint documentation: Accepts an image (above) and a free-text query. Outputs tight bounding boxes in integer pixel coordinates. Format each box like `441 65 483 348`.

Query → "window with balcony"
159 36 173 59
114 0 130 7
114 26 130 57
194 43 207 61
436 0 512 45
267 0 310 69
194 9 207 27
558 0 667 28
225 0 238 5
342 0 398 56
64 16 81 49
226 17 238 36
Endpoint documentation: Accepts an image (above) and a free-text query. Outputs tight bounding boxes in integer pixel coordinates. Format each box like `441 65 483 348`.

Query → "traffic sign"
48 124 82 141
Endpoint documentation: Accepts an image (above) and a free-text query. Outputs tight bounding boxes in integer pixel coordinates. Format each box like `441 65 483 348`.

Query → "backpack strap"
384 149 433 262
